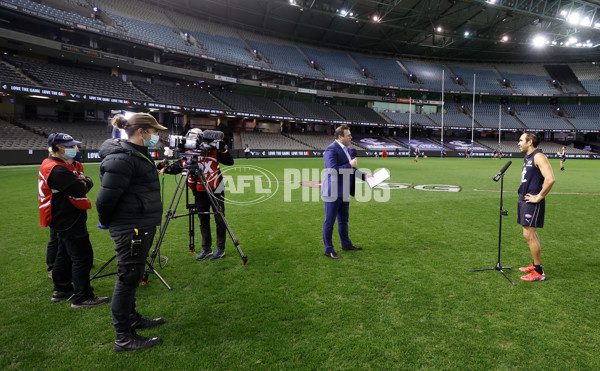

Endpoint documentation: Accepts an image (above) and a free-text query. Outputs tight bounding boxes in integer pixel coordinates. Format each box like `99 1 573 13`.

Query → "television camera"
146 128 247 282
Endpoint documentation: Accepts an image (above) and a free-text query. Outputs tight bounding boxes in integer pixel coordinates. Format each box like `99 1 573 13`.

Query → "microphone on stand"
493 160 512 182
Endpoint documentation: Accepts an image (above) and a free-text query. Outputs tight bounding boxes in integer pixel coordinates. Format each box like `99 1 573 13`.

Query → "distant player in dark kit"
559 146 566 171
414 145 421 163
517 133 556 281
465 146 472 160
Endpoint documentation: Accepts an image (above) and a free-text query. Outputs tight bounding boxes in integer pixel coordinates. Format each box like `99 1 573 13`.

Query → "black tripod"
89 238 171 290
470 161 515 286
143 153 248 286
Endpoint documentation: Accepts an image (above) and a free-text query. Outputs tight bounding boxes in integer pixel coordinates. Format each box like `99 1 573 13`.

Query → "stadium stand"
559 104 600 131
132 81 228 111
0 119 47 149
246 39 325 80
449 63 510 95
495 63 558 96
286 133 335 150
328 105 385 124
510 103 573 130
240 132 311 150
569 63 600 95
211 91 291 117
21 120 110 149
350 54 414 89
0 60 36 86
381 111 433 127
464 103 525 129
4 56 148 100
274 99 342 121
300 47 371 85
401 60 459 92
426 104 476 128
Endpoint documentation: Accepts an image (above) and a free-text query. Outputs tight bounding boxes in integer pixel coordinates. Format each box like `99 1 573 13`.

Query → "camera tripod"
143 153 248 286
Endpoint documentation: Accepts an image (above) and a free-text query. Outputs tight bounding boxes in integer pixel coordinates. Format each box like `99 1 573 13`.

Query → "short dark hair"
523 132 541 148
334 124 350 139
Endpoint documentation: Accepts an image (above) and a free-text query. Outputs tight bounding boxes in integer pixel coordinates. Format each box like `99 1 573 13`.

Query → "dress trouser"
110 226 156 333
52 219 95 304
323 197 352 253
195 191 226 251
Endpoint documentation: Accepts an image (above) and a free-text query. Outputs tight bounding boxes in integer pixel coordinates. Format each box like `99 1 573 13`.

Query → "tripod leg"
145 260 172 291
200 176 248 265
89 254 117 281
189 211 195 253
499 269 517 286
144 172 187 284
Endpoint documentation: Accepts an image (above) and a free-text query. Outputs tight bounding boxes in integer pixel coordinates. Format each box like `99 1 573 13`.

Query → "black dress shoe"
325 252 343 259
113 329 161 352
342 245 363 251
132 317 166 329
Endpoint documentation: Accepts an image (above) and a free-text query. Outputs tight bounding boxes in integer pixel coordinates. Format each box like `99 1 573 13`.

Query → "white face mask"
63 148 77 159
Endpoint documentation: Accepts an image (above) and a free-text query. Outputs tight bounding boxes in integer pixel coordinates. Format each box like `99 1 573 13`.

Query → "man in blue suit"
321 125 370 259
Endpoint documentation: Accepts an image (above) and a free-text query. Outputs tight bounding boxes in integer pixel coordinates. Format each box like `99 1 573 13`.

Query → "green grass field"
1 157 599 370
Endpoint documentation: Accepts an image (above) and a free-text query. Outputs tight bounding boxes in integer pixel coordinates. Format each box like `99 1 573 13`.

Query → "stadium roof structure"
161 0 600 62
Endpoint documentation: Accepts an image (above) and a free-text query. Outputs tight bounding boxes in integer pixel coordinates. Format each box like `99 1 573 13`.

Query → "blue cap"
47 133 81 147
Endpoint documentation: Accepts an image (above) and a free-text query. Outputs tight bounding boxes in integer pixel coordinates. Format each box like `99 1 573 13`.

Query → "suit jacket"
321 141 366 201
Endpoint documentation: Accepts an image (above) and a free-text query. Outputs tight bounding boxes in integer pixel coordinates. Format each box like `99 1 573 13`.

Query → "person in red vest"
163 128 234 260
38 133 109 308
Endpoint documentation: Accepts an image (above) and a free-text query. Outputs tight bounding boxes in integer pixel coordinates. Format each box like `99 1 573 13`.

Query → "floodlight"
437 26 442 32
464 31 470 37
372 15 380 22
560 9 568 17
501 35 509 42
532 35 547 47
581 17 592 27
568 13 580 25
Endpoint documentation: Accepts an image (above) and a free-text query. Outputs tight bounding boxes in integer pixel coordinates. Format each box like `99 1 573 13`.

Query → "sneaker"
71 296 110 308
51 290 73 303
210 249 225 260
195 249 213 261
520 271 546 281
518 264 535 273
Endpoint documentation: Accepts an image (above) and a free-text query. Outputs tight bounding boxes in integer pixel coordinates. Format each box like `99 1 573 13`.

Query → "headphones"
49 133 60 153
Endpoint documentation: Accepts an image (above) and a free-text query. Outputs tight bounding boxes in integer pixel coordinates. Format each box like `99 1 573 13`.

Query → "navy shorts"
517 199 545 228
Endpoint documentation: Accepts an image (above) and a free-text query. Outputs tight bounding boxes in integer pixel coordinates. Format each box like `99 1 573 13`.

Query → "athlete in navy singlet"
516 133 556 281
559 146 566 171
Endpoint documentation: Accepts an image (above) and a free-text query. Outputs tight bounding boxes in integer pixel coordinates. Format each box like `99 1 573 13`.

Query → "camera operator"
39 133 109 308
164 128 234 261
96 113 167 352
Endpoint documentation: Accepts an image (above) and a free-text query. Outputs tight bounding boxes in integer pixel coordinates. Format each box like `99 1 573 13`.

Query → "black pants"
46 227 58 272
195 191 226 251
110 226 155 333
52 220 95 304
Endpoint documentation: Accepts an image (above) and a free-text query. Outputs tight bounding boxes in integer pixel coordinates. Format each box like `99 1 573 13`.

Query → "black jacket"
96 139 163 232
47 157 92 231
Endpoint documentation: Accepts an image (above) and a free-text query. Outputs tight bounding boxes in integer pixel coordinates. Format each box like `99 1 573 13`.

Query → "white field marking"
473 189 600 196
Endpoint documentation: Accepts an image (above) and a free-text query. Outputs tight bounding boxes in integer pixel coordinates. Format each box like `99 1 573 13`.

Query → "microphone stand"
470 164 515 286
